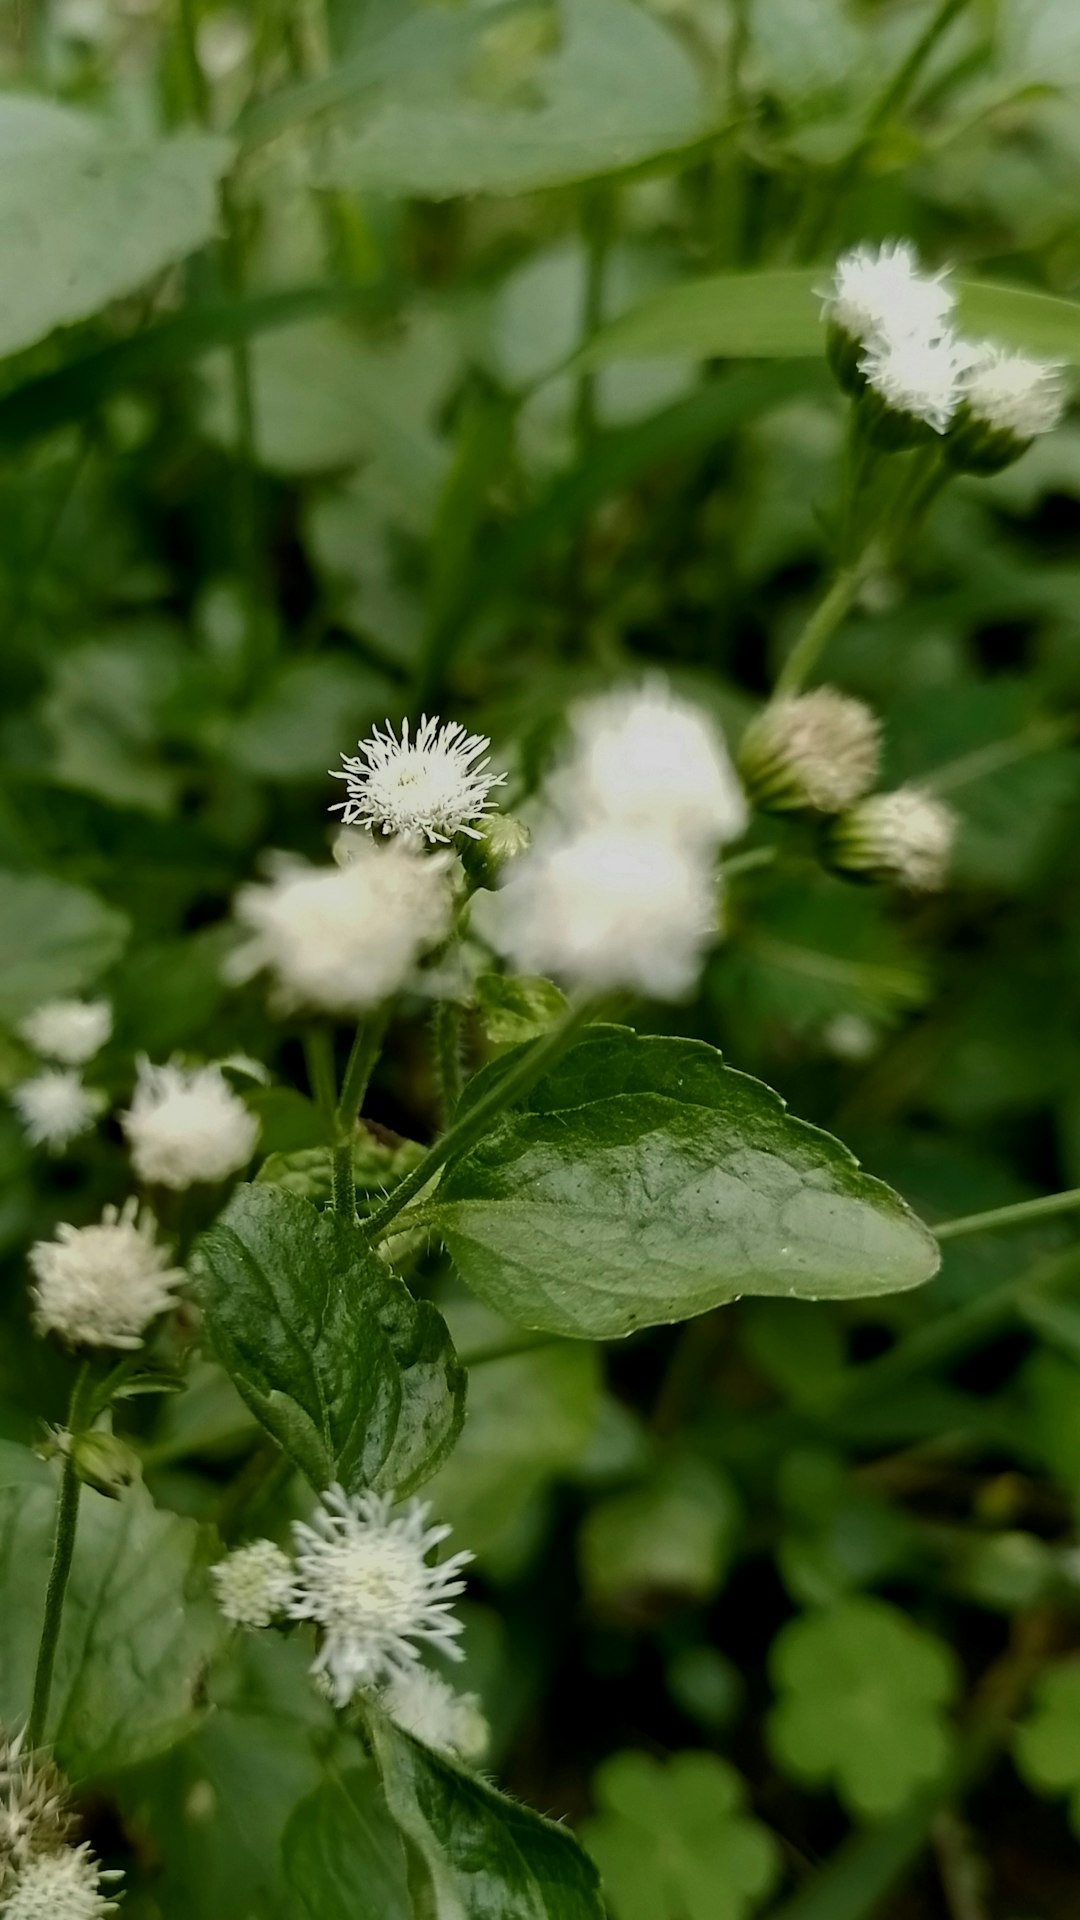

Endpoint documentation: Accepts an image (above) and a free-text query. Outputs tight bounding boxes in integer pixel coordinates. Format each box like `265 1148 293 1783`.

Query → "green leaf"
227 656 395 782
195 1184 465 1497
474 972 569 1053
254 0 713 199
768 1597 959 1820
0 869 129 1023
0 96 232 360
584 267 1080 365
0 1459 225 1780
365 1701 606 1919
426 1027 940 1340
283 1768 411 1920
578 1456 739 1607
580 1750 779 1920
1014 1658 1080 1836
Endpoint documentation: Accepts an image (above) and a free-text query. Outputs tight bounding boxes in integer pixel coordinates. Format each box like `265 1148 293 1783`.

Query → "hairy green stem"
332 1012 389 1218
28 1362 94 1747
774 568 861 696
364 997 601 1244
432 998 465 1130
304 1026 337 1123
936 1187 1080 1243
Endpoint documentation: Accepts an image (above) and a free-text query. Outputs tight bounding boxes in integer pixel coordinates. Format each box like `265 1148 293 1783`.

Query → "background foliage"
4 0 1080 1914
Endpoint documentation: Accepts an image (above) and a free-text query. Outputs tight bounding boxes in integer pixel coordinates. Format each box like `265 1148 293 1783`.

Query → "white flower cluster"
0 1727 121 1917
333 715 506 845
9 1000 112 1155
480 682 747 1001
228 839 454 1017
212 1487 481 1748
739 689 881 815
823 240 1067 449
121 1057 259 1190
28 1199 185 1351
830 785 957 892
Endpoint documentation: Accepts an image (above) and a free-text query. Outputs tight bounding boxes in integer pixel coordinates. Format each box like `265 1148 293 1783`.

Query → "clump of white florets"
17 1000 112 1067
9 1072 103 1155
946 341 1069 472
121 1057 260 1190
829 786 958 892
0 1727 121 1916
480 681 746 1001
227 841 454 1016
739 689 881 814
333 715 506 844
287 1487 472 1708
28 1199 185 1350
1 1842 123 1918
380 1665 489 1764
859 325 970 441
822 241 953 357
212 1540 293 1628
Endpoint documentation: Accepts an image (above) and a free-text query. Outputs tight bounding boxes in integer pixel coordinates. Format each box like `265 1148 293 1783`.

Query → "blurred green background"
5 1 1080 1915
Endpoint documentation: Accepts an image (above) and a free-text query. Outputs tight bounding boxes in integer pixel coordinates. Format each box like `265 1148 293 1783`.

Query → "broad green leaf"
580 1750 779 1920
257 0 713 200
578 1456 739 1607
426 1027 940 1340
474 972 568 1053
227 655 395 782
195 1184 465 1497
365 1701 606 1919
0 1457 224 1779
0 95 231 360
1014 1658 1080 1836
768 1597 958 1820
585 267 1080 365
283 1768 411 1920
0 869 129 1023
257 1132 428 1206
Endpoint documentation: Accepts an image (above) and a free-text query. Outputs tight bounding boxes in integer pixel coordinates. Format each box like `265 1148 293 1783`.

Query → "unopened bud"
739 690 880 815
71 1429 141 1498
946 344 1067 475
827 786 957 892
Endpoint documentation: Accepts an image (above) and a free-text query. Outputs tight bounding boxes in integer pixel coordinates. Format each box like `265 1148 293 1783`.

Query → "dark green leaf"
283 1768 411 1920
0 869 129 1023
427 1027 940 1339
195 1184 465 1496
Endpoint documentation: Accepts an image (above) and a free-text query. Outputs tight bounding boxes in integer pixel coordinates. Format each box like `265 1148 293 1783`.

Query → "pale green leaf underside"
585 268 1080 367
427 1028 939 1340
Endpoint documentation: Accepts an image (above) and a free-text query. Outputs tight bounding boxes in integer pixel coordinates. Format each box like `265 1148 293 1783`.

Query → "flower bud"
827 787 957 892
71 1429 141 1498
857 328 967 450
945 344 1067 475
739 690 880 815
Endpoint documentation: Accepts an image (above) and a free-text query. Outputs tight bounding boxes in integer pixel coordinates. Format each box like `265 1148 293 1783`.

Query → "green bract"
426 1027 940 1338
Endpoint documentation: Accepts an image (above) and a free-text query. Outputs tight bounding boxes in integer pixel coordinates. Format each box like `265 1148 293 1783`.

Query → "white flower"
1 1843 122 1918
17 1000 112 1067
212 1540 293 1628
28 1199 185 1350
832 786 957 892
288 1487 472 1708
121 1058 260 1190
0 1729 72 1885
739 689 881 813
961 342 1067 439
10 1073 101 1154
823 240 953 344
563 682 748 848
227 843 454 1016
483 825 718 1000
860 326 968 434
381 1666 489 1764
332 716 506 844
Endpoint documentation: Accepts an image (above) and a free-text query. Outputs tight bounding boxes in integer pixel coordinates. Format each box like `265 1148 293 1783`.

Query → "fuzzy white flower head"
10 1073 101 1154
381 1666 489 1765
860 325 967 434
484 825 718 1000
834 786 957 892
17 1000 112 1068
2 1842 122 1919
121 1058 259 1190
824 240 953 344
0 1729 72 1886
288 1487 472 1708
227 843 454 1016
332 715 506 844
962 342 1067 439
28 1199 185 1350
212 1540 293 1629
739 689 881 813
563 682 748 848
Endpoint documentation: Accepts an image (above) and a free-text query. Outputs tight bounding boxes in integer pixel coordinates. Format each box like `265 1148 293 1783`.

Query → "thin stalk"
303 1025 337 1123
332 1012 389 1218
774 568 861 696
364 997 601 1244
936 1188 1080 1243
28 1362 94 1746
432 999 465 1130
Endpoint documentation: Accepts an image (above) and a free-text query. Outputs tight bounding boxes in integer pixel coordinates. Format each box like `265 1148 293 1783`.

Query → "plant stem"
935 1188 1080 1243
331 1011 389 1218
774 568 861 696
303 1025 337 1123
432 998 465 1130
364 996 602 1244
28 1362 94 1747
